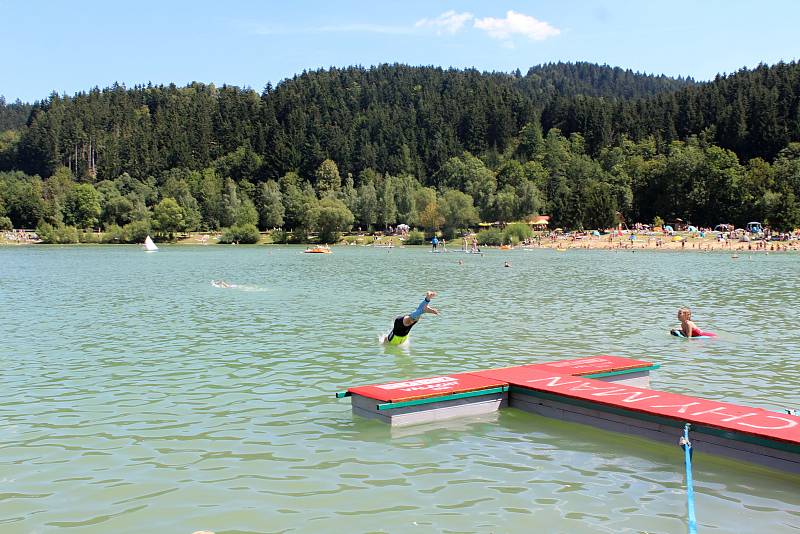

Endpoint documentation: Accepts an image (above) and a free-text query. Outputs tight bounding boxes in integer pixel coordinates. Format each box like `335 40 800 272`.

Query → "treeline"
545 62 800 161
0 62 799 241
0 97 32 131
3 130 800 244
2 62 695 182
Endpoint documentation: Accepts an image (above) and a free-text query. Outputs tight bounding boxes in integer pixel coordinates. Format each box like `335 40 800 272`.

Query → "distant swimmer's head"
678 307 692 320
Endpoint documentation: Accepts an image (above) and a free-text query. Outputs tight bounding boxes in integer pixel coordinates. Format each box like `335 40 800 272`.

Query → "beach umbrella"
687 225 698 232
592 230 600 236
664 225 674 232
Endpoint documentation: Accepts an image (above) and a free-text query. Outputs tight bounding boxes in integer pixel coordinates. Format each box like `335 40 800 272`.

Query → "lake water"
1 245 798 533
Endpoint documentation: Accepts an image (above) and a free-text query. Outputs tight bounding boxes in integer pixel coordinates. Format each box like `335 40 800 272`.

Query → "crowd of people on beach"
5 220 800 253
2 229 40 243
504 227 800 252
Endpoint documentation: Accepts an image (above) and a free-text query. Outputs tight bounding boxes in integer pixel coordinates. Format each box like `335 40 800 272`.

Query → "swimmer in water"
212 280 233 288
383 291 439 345
672 306 716 338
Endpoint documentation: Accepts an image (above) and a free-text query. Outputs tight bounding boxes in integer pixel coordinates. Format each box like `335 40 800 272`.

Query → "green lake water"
1 245 798 533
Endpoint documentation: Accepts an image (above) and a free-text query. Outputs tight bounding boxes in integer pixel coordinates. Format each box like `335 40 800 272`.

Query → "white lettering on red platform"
590 390 661 403
546 357 610 368
520 372 799 441
377 376 458 391
525 376 583 387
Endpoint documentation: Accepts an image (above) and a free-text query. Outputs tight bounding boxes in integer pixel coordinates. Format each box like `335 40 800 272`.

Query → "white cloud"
246 10 559 42
415 10 474 35
474 10 560 41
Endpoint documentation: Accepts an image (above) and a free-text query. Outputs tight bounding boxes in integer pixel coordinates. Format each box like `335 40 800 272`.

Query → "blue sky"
2 0 798 103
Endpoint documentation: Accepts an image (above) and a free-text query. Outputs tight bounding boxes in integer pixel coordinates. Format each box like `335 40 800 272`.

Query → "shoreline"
519 236 799 253
2 240 797 254
2 232 798 253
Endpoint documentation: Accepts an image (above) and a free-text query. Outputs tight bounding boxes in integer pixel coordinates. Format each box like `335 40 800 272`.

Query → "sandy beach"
526 234 800 252
4 230 798 253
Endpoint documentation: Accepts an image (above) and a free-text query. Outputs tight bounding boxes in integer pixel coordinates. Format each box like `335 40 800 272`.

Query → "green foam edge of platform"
583 363 661 379
376 385 509 411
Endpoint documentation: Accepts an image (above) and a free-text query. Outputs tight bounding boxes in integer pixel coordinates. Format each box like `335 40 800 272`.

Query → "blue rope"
680 423 698 534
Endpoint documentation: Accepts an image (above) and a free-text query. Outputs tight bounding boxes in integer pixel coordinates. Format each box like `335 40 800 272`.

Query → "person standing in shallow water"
383 291 439 345
431 235 439 251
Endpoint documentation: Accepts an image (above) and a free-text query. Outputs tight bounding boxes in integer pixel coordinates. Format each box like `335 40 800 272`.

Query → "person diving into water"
382 291 439 345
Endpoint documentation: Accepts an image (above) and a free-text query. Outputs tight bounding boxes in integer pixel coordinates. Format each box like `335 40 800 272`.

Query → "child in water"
672 307 716 338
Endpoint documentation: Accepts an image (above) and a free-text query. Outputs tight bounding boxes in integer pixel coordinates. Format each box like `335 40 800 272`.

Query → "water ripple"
0 245 798 533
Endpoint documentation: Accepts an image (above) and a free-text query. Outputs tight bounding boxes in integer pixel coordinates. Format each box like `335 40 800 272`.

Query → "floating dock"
337 356 800 474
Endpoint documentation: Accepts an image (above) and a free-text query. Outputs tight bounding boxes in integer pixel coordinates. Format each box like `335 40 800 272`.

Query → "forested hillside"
0 97 32 131
545 62 800 162
1 61 799 241
3 62 694 181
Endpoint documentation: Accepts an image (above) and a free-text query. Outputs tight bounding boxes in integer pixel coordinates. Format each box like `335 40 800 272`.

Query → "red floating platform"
487 367 800 445
347 372 508 403
525 354 655 375
339 355 799 473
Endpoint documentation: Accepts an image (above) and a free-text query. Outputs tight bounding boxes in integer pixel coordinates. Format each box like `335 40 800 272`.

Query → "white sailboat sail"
143 235 158 251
